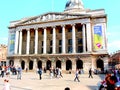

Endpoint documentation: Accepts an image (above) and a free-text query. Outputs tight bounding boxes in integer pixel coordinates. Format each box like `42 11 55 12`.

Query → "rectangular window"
59 47 62 53
50 47 52 54
59 40 62 45
41 48 43 53
68 39 72 45
42 41 43 46
68 46 72 53
78 38 82 44
50 40 52 46
78 46 83 53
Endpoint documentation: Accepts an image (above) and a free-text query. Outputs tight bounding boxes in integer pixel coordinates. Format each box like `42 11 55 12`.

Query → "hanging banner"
9 33 15 54
94 25 103 50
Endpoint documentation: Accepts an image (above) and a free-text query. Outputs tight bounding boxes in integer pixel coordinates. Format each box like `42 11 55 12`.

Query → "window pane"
68 39 72 45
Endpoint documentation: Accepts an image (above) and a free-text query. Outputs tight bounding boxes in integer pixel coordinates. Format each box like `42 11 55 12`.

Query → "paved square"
0 72 104 90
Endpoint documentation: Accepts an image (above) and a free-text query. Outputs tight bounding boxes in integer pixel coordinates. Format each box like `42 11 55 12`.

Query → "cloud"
108 40 120 53
0 37 8 45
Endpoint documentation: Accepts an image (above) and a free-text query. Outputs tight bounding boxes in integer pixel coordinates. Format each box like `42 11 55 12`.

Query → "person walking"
74 69 80 82
38 68 42 80
17 67 22 80
2 79 11 90
88 68 93 78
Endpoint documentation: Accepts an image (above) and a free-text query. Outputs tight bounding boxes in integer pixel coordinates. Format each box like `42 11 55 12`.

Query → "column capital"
71 23 76 26
61 25 66 27
52 26 56 28
43 27 47 29
34 27 38 30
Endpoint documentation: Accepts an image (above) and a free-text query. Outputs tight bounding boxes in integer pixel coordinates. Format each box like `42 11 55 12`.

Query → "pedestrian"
88 68 93 78
74 69 80 82
2 79 11 90
38 68 42 80
50 68 53 79
17 67 22 80
59 68 63 78
1 66 5 78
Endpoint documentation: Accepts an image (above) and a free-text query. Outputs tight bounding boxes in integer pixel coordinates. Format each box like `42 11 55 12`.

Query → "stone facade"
0 44 7 66
7 0 108 73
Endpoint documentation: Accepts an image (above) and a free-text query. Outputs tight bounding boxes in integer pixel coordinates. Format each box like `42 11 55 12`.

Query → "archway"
56 60 61 68
9 60 14 66
21 61 25 70
29 60 33 70
37 60 42 69
66 60 72 70
96 59 104 71
76 59 83 69
46 60 51 70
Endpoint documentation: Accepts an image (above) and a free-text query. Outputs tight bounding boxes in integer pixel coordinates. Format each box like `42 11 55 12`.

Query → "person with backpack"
38 68 42 80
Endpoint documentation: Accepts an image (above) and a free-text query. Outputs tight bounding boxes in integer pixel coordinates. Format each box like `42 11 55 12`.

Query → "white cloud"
108 40 120 54
0 37 8 45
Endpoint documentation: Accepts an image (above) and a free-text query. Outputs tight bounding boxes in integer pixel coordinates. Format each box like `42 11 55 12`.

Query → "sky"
0 0 120 54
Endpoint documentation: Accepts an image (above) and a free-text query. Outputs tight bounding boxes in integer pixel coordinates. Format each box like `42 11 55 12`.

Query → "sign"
94 25 103 50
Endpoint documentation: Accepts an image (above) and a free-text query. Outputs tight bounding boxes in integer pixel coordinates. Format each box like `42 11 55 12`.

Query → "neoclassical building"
7 0 108 73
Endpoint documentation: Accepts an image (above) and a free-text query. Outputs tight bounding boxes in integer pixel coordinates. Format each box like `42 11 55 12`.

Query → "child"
3 79 11 90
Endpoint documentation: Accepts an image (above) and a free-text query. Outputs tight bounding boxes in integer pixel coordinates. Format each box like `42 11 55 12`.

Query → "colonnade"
14 23 92 55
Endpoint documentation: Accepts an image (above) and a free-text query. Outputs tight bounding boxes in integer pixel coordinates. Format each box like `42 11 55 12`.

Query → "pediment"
17 12 88 25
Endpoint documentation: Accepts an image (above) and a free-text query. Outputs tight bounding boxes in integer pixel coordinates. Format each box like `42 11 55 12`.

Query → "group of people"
99 69 120 90
0 65 22 90
37 67 63 80
74 68 93 82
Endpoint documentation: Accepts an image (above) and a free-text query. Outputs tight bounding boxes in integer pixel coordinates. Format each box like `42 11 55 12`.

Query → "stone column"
52 26 56 54
25 60 29 70
34 28 38 54
19 30 22 55
72 60 76 72
43 28 47 54
26 29 30 54
61 59 66 71
82 24 86 52
14 30 19 54
72 24 76 53
86 23 92 52
62 25 66 53
102 23 107 50
33 59 37 71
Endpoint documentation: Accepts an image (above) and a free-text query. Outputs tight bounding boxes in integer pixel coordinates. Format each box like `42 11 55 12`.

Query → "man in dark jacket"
88 68 93 78
38 68 42 80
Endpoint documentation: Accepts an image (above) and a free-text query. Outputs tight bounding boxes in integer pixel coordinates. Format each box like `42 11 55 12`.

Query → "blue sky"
0 0 120 54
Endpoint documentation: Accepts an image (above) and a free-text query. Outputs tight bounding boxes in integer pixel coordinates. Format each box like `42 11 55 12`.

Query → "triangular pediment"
16 12 89 25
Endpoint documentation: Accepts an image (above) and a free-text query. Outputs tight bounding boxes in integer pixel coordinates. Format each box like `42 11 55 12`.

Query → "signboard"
9 33 15 54
94 25 103 50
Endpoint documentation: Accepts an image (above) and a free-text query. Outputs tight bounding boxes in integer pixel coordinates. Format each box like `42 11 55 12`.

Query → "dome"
65 0 84 11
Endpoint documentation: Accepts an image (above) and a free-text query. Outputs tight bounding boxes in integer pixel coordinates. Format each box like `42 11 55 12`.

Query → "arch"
66 60 72 70
37 60 42 69
96 58 104 71
56 60 61 68
76 59 83 69
46 60 51 70
21 60 25 70
9 60 14 66
29 60 33 70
